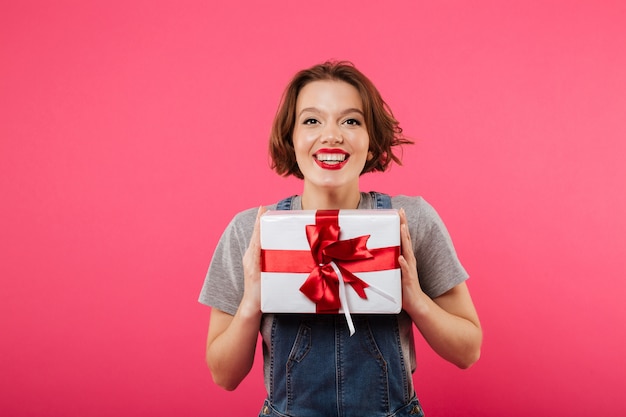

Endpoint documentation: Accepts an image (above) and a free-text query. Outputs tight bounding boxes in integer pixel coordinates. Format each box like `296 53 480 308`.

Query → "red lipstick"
313 148 350 170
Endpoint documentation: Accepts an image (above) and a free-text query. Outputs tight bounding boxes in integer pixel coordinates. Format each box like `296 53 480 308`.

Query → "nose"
320 124 343 144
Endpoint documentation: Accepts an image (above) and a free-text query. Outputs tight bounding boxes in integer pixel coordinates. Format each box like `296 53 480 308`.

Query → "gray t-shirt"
199 193 469 385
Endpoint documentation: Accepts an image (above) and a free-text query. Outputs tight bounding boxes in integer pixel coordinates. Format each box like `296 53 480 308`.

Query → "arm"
205 206 267 390
398 208 482 369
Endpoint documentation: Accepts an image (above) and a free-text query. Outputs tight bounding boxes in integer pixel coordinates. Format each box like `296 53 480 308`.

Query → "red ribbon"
261 210 400 313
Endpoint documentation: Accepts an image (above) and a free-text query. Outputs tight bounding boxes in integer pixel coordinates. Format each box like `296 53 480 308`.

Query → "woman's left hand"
398 208 427 315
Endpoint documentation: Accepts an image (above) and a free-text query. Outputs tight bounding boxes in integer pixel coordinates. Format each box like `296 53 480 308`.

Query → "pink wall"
2 1 625 416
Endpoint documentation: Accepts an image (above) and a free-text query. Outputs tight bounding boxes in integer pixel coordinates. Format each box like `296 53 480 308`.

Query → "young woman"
199 61 482 417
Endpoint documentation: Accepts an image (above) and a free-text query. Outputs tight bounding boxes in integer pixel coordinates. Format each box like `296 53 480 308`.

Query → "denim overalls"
259 192 425 417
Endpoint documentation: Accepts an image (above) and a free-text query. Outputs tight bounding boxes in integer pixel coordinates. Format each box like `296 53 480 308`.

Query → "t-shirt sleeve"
393 196 469 299
198 208 257 315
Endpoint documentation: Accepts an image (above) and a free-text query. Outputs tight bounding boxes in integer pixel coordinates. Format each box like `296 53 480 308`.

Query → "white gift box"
260 210 402 322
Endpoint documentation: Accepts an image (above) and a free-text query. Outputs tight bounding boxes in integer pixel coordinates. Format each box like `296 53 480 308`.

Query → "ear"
367 150 374 161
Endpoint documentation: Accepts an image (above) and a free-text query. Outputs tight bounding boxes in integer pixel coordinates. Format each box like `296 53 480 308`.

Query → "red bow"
299 210 372 313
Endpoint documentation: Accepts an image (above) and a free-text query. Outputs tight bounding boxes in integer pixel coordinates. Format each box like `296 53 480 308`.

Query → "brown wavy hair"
269 61 413 179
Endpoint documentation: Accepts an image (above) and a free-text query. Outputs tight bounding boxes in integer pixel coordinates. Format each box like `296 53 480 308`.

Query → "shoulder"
232 203 279 224
231 206 261 227
390 195 433 217
223 203 278 241
390 195 447 231
390 195 427 210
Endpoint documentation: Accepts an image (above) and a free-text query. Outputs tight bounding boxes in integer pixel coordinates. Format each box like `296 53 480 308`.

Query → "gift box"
260 209 402 332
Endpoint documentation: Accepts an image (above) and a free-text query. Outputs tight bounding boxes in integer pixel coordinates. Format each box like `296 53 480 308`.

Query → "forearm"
406 291 482 369
205 301 262 390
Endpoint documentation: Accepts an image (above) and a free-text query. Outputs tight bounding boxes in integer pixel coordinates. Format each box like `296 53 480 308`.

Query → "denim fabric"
370 191 392 210
259 193 423 417
276 195 296 211
259 396 424 417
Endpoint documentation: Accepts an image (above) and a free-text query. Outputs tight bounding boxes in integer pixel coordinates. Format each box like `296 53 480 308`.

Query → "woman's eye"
303 118 319 125
344 118 361 126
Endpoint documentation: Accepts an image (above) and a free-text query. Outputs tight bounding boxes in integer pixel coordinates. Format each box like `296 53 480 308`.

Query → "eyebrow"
297 107 364 118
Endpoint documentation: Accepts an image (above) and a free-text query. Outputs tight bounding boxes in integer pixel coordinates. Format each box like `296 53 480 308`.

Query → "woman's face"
292 80 371 193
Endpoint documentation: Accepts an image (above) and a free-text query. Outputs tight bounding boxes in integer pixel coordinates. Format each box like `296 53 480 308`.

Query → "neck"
301 184 361 210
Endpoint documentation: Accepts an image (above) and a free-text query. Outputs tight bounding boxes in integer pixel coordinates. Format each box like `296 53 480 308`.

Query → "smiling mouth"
313 151 349 170
315 153 347 165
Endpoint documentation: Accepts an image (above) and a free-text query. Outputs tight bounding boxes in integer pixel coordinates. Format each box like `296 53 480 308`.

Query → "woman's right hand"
239 206 267 317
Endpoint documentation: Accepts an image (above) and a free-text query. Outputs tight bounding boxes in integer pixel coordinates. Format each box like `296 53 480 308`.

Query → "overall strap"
369 191 392 209
276 195 295 211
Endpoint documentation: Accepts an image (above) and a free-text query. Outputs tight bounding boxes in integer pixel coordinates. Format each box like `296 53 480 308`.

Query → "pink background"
2 1 625 416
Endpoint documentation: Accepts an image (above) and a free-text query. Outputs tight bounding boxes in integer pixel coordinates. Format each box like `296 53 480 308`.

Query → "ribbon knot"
299 210 373 315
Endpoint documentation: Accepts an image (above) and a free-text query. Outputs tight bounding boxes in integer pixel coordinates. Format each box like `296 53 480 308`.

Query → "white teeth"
316 153 346 162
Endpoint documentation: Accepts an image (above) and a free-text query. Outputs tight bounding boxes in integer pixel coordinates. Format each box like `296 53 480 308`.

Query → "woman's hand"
239 205 267 317
398 208 427 316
